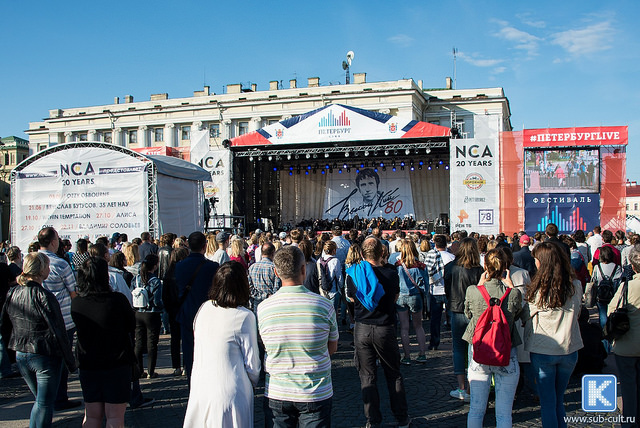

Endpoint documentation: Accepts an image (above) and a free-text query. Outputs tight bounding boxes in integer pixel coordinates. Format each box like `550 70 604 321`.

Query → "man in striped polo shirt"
258 245 339 426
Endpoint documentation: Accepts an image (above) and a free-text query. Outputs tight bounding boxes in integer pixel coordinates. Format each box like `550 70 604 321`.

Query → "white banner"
323 168 415 220
449 134 500 234
13 147 149 251
190 128 209 167
201 149 231 216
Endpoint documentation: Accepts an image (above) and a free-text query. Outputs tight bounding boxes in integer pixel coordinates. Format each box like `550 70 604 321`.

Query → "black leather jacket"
157 246 172 282
444 263 484 313
1 281 76 371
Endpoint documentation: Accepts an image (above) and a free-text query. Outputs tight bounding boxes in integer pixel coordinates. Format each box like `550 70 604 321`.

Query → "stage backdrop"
524 193 600 235
13 147 148 251
449 123 500 234
279 167 448 223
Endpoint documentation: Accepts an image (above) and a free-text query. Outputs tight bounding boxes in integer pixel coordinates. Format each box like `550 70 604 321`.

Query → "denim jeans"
530 351 578 428
16 352 63 428
264 397 332 428
467 347 519 428
614 354 640 428
328 292 341 316
429 294 447 348
353 323 409 426
597 301 608 328
450 311 469 375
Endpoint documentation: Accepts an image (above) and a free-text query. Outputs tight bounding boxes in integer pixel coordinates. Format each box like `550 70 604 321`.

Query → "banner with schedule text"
12 147 149 251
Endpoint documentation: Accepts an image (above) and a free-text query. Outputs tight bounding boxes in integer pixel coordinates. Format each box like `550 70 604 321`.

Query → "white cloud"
492 66 507 74
516 13 546 29
457 51 504 67
494 25 541 56
387 34 414 47
550 21 614 57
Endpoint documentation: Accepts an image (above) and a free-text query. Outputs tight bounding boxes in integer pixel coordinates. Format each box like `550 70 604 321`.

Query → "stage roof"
230 103 451 147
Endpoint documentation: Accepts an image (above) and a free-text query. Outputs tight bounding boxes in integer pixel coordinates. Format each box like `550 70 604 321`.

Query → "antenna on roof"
342 51 355 84
452 47 458 89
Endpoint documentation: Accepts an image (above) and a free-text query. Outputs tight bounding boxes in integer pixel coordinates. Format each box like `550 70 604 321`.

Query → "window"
635 203 639 211
267 119 279 125
102 131 112 143
78 133 88 141
238 121 249 136
128 130 137 144
3 154 8 164
10 153 15 164
39 144 47 151
154 128 164 142
209 123 220 138
627 204 630 210
181 125 191 140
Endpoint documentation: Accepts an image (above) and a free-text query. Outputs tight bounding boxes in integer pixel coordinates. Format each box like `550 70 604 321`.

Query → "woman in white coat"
183 261 260 427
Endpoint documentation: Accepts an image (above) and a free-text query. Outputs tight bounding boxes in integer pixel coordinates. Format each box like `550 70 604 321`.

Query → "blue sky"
1 1 638 179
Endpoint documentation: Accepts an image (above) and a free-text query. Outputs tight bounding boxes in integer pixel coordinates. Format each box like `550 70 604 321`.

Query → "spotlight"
356 169 360 174
268 155 273 161
374 168 378 172
295 154 299 160
338 169 342 174
380 162 384 167
289 171 293 176
392 167 396 172
410 166 414 171
307 165 311 170
325 164 330 169
306 153 311 159
400 162 405 167
426 148 431 154
343 164 348 169
364 150 369 156
405 149 410 155
287 154 291 160
289 167 293 170
249 156 254 162
394 150 398 155
384 150 389 156
273 167 277 171
345 152 350 157
428 165 432 171
313 154 317 159
439 160 443 165
419 161 424 166
324 153 329 158
445 164 449 170
321 170 325 174
305 170 309 175
361 163 365 168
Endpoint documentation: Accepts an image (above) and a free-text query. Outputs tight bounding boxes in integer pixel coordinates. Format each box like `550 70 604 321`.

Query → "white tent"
627 215 640 234
10 142 210 250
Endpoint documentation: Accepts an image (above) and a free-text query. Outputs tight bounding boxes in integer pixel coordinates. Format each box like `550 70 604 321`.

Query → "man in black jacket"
512 234 537 278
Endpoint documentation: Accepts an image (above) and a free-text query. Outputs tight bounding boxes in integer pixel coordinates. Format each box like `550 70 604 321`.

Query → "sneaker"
130 397 155 409
181 369 186 376
449 388 470 401
172 368 182 376
139 372 148 379
147 372 158 379
415 355 427 364
400 357 411 366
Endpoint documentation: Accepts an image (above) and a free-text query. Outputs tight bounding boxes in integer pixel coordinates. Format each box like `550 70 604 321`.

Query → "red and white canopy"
231 103 450 147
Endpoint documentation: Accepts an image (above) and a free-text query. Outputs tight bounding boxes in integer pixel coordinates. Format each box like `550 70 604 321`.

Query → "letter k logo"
582 375 617 412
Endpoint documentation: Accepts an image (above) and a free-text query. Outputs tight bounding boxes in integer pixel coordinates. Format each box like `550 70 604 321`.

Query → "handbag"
603 276 630 341
583 281 597 308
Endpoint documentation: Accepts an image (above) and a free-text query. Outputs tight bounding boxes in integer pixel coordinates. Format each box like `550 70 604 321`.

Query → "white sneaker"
450 388 470 401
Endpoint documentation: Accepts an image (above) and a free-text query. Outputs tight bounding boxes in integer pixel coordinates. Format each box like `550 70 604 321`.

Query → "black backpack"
596 264 621 304
317 256 337 292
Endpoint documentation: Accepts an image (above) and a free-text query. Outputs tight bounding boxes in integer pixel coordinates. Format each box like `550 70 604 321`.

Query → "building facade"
26 75 512 229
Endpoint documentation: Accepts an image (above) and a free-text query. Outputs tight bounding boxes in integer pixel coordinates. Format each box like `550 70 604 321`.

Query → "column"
48 132 60 146
139 125 148 148
87 129 97 142
250 116 262 131
113 127 123 147
222 119 232 140
63 131 73 144
192 121 203 131
165 123 175 147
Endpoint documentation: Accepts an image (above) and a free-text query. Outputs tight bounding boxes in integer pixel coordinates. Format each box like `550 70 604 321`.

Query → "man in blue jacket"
175 231 218 383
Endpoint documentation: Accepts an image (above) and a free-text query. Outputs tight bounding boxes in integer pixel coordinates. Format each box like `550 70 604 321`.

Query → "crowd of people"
1 222 639 427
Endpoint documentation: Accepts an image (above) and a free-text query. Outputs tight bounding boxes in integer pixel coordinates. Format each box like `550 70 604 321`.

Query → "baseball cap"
519 234 531 245
215 232 230 243
279 232 287 240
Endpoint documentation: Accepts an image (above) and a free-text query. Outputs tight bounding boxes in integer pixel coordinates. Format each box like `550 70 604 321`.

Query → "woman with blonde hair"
229 238 248 270
464 249 523 428
1 252 76 428
395 239 428 364
205 234 217 261
123 243 141 276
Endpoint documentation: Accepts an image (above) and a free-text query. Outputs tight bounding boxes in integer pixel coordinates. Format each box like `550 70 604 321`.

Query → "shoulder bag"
603 276 630 341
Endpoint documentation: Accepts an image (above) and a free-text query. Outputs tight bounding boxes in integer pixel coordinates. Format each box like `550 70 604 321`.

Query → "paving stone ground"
0 318 624 427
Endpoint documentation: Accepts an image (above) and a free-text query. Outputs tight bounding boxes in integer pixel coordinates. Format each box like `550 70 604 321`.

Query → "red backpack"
472 286 512 366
